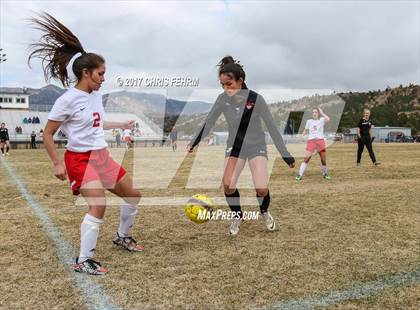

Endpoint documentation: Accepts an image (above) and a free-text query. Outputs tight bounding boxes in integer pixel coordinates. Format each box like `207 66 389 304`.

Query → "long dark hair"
27 12 105 87
217 55 247 89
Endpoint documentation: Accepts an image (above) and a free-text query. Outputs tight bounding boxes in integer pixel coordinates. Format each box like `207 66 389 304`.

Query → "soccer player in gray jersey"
188 56 295 235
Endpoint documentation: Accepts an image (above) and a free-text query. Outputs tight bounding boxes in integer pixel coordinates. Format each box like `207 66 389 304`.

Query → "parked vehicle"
385 132 414 143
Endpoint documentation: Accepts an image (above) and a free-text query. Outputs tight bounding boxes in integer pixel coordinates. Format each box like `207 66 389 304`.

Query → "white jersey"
48 87 107 152
123 129 131 138
305 117 325 140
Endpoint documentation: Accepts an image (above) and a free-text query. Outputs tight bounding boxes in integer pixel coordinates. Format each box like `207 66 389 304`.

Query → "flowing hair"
28 12 104 87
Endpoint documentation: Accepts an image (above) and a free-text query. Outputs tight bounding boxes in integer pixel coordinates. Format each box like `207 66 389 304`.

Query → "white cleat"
229 218 241 235
262 211 276 231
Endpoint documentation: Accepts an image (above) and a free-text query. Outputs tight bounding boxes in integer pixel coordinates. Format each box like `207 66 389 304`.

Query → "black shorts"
225 144 268 160
0 139 9 143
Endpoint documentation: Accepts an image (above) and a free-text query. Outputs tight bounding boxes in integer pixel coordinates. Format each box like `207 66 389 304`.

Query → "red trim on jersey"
64 148 126 195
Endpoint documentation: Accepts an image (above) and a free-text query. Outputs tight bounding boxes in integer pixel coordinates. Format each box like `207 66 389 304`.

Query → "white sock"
321 165 328 175
299 162 307 176
79 214 103 263
118 203 138 237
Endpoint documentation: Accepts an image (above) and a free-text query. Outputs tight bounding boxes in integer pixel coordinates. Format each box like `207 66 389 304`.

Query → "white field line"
1 157 122 310
266 269 420 310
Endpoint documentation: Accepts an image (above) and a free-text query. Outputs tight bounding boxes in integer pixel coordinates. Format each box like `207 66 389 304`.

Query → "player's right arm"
43 120 67 181
356 119 362 138
303 120 309 136
187 95 223 152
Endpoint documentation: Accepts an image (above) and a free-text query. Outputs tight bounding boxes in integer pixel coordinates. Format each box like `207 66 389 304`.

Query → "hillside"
2 84 418 135
337 84 419 133
175 84 420 135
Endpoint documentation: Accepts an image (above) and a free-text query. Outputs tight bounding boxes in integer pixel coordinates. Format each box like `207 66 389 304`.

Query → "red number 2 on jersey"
93 112 101 127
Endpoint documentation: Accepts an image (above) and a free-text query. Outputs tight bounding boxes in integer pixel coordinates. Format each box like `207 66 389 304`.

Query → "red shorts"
64 148 126 195
306 139 326 153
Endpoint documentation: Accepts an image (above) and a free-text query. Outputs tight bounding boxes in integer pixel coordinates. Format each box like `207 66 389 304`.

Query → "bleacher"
0 110 49 141
0 109 162 143
103 112 162 140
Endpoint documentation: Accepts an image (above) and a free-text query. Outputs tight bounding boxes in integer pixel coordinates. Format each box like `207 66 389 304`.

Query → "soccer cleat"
323 174 331 180
5 153 9 156
112 232 144 252
1 153 4 157
356 163 361 167
229 218 241 235
295 175 302 181
374 161 381 166
74 258 107 275
262 211 276 231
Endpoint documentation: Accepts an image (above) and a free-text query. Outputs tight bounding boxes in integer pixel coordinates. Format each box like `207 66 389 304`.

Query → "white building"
0 88 30 109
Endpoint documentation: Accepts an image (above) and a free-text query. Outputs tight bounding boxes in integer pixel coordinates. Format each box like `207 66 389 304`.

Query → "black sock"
6 146 9 153
225 189 242 218
257 191 270 214
0 148 3 154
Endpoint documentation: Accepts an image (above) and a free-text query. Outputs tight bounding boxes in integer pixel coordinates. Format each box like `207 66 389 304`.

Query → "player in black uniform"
187 56 295 235
0 123 10 156
356 109 380 166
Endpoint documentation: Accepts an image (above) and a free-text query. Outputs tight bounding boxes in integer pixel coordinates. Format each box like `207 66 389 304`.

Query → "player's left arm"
318 107 330 122
258 95 295 168
103 120 135 130
369 120 374 137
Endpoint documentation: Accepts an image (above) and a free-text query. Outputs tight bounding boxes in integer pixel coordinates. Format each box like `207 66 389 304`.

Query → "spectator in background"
30 131 37 149
170 126 178 151
0 123 10 156
208 134 214 146
23 117 28 124
39 129 44 138
116 130 121 148
15 126 19 134
28 117 32 123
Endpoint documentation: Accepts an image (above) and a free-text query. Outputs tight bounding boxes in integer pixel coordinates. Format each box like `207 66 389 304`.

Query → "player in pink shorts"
28 13 143 275
296 107 331 181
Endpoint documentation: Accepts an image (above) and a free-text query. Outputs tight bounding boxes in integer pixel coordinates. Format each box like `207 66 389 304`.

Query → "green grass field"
1 143 419 309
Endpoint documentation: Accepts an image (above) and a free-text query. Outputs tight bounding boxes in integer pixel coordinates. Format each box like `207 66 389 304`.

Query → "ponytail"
28 12 104 87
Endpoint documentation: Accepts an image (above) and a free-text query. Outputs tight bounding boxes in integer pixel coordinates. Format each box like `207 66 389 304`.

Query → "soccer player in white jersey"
296 107 331 181
123 128 133 150
28 12 143 275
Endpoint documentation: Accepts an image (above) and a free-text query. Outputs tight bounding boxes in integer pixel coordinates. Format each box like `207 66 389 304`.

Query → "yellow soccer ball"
184 194 214 224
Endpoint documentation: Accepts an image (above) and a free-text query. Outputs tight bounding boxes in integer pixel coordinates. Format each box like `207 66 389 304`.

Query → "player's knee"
256 188 268 197
89 205 106 219
128 189 141 205
121 188 141 206
223 182 236 195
